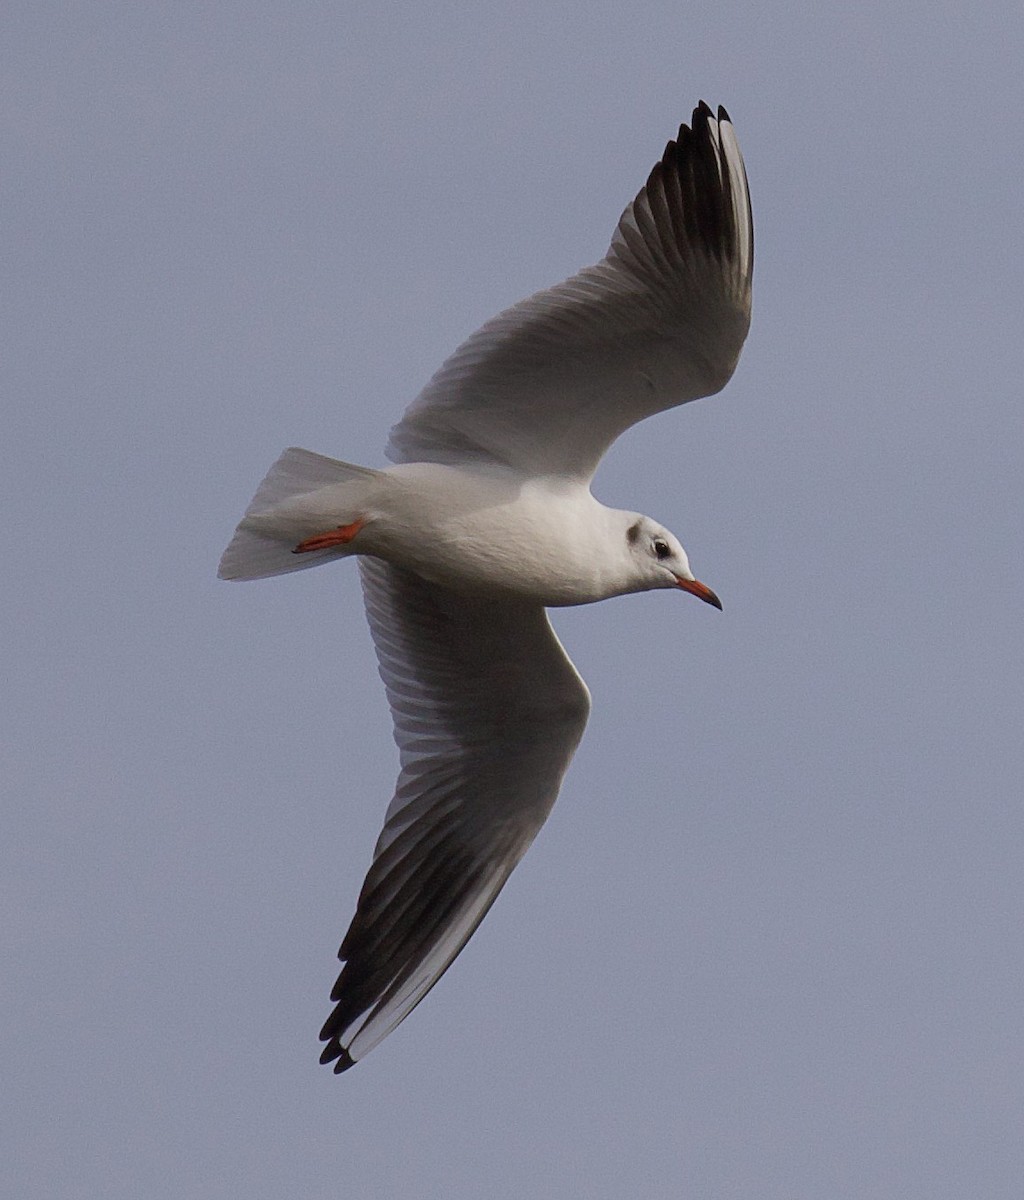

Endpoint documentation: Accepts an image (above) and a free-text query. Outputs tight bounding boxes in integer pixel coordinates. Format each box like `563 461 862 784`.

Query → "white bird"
219 102 752 1072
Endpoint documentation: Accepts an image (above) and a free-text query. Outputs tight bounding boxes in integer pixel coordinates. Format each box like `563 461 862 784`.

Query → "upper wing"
319 557 591 1071
388 102 753 482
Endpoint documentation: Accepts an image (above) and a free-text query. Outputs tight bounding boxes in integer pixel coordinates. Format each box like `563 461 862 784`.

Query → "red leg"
292 518 365 554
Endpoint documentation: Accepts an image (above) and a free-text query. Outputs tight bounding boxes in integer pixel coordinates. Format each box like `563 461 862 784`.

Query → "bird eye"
653 539 671 560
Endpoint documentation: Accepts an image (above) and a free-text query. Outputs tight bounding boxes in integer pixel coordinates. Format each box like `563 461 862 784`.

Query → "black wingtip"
687 101 734 135
678 100 728 148
319 1038 357 1073
333 1050 357 1074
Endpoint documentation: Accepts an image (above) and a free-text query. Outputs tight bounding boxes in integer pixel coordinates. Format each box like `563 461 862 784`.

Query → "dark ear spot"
626 520 642 545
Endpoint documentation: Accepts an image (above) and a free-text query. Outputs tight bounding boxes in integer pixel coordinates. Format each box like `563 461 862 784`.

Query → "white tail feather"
219 448 382 581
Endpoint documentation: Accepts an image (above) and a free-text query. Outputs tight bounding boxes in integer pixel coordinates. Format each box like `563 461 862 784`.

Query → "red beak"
675 576 723 610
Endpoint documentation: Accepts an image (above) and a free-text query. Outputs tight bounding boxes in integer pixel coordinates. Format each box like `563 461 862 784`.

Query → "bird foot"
292 518 365 554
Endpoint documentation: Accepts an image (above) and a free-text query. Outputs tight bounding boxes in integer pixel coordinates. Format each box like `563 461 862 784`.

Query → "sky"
5 2 1024 1197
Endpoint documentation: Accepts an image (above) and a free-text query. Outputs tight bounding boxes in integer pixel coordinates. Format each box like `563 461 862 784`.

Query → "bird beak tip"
675 577 723 610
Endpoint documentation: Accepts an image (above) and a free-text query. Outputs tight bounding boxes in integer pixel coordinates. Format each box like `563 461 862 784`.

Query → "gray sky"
5 2 1024 1197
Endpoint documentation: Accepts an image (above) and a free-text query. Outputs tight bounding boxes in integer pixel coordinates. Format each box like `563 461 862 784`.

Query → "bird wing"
388 102 752 482
319 557 591 1071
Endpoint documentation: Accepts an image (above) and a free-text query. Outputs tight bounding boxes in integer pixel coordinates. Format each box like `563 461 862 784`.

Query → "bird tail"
218 447 382 581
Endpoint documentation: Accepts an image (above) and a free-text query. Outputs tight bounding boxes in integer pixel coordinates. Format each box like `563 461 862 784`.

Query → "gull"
219 102 752 1072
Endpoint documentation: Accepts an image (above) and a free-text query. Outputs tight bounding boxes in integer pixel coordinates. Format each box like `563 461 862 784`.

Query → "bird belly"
363 465 609 606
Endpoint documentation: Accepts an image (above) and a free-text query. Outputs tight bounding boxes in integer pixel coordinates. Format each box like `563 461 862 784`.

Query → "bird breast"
363 463 620 606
